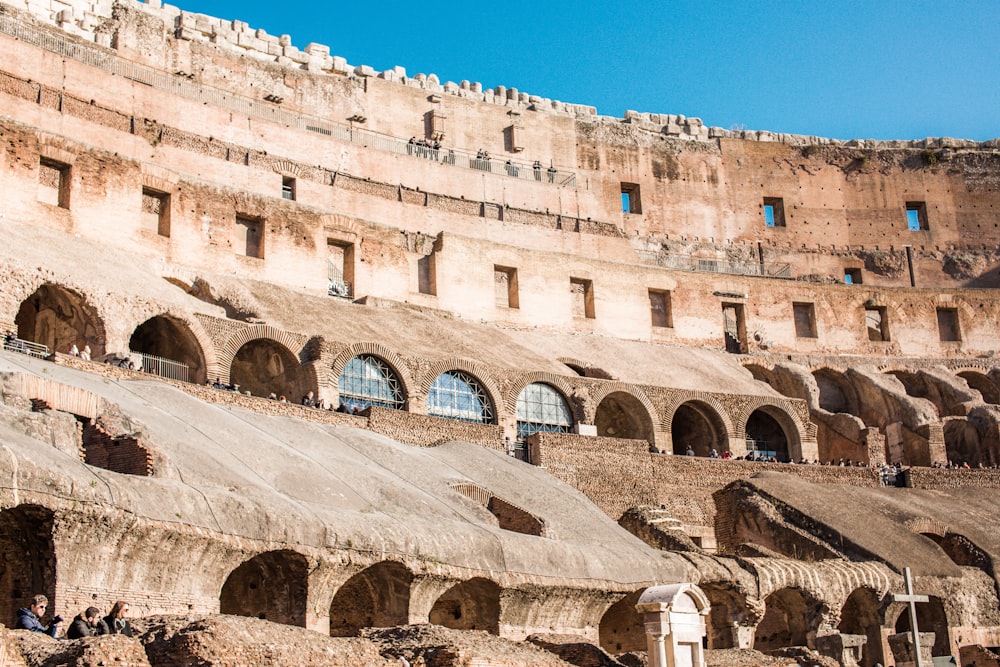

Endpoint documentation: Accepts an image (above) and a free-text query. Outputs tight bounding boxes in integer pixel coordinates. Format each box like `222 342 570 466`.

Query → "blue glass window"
338 354 404 410
516 383 573 441
428 371 494 424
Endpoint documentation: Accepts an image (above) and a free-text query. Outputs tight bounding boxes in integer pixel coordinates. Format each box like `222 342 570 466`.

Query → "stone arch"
0 505 56 620
942 417 985 466
329 561 414 636
598 589 645 655
701 582 757 649
128 312 211 384
503 373 576 417
743 362 779 389
754 587 822 651
955 370 1000 405
884 369 943 416
921 532 994 577
557 357 615 380
839 587 885 667
217 324 309 381
15 283 106 356
812 367 860 415
893 595 950 658
330 343 413 411
668 399 731 456
219 550 309 627
416 359 502 418
594 390 656 445
225 334 313 399
744 405 802 462
509 378 576 441
428 577 500 634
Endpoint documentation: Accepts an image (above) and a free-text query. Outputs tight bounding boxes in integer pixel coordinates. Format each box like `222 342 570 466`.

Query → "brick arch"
502 373 576 416
328 342 415 408
13 280 109 356
742 360 779 387
127 309 218 384
903 517 948 537
586 382 660 428
661 393 735 437
735 400 812 462
416 358 503 420
217 325 309 385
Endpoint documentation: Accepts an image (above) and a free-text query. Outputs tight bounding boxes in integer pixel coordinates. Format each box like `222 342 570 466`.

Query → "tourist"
69 344 80 356
533 160 542 181
80 345 91 361
103 601 133 637
67 606 102 639
547 165 556 182
685 446 695 456
708 448 719 459
301 391 315 407
15 594 63 637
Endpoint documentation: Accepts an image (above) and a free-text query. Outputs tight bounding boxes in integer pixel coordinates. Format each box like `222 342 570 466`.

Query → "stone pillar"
636 583 710 667
889 631 935 667
815 633 867 667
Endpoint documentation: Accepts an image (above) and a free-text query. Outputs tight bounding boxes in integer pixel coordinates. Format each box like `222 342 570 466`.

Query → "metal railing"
3 336 50 358
127 350 190 382
638 251 792 279
0 15 578 187
327 280 353 299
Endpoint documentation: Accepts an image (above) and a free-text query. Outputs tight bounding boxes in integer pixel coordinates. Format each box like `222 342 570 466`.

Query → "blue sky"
171 0 999 142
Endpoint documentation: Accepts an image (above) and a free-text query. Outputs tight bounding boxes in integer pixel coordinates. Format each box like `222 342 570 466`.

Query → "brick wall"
81 421 152 476
903 467 1000 489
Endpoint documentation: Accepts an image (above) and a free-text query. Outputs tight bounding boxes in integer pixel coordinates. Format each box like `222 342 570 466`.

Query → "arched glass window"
516 383 573 441
338 354 405 410
428 371 494 424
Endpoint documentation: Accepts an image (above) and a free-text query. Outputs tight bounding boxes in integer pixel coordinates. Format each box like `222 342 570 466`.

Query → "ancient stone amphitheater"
0 0 999 665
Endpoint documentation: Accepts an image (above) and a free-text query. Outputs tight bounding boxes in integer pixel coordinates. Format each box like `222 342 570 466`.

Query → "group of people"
299 391 363 414
15 594 133 640
407 137 442 160
67 344 92 360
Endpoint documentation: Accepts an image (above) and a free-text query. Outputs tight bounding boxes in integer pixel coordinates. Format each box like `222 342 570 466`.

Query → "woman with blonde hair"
102 600 133 637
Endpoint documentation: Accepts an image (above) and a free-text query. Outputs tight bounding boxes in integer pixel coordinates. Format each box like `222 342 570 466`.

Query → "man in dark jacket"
15 594 63 637
67 607 103 639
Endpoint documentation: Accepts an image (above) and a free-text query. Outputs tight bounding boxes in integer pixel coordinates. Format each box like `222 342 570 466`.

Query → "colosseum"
0 0 998 665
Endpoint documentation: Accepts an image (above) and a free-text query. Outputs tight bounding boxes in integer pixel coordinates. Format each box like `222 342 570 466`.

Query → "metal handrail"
128 350 190 382
0 15 577 187
638 251 792 279
3 336 50 358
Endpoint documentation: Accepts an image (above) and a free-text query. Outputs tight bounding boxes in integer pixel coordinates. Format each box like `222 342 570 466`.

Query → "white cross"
892 567 929 667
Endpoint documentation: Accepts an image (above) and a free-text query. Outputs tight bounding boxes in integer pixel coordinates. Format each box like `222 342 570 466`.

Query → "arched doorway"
813 368 857 415
598 590 645 655
745 409 794 461
219 550 308 627
515 382 574 441
754 588 817 651
337 355 406 411
943 418 984 467
671 401 727 456
702 583 754 649
129 315 207 384
894 596 950 658
839 588 884 667
229 339 307 399
0 505 56 620
428 578 500 634
595 392 654 443
15 284 105 356
329 562 413 636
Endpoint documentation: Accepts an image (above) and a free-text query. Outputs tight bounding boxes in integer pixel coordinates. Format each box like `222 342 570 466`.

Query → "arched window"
428 371 494 424
338 355 405 410
516 383 573 441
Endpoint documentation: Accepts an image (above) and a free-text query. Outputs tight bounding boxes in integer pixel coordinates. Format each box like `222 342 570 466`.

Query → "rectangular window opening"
865 306 889 342
327 239 355 298
38 158 70 208
649 289 672 328
844 268 863 285
141 187 171 237
763 197 785 227
793 302 817 338
620 182 641 214
418 254 437 296
571 278 595 319
282 176 296 201
235 215 264 259
495 266 519 309
722 303 747 354
906 201 928 231
937 308 961 342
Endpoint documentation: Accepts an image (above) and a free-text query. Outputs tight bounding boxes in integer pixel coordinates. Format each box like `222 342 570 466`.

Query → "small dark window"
649 289 672 328
141 188 171 237
844 268 862 285
571 278 595 319
495 266 519 309
906 202 928 231
937 308 961 342
235 215 264 259
793 303 817 338
621 183 642 214
38 158 70 208
865 306 889 342
282 176 295 201
763 197 785 227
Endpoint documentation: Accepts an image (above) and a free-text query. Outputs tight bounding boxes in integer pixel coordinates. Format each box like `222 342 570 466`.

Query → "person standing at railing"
547 165 556 183
533 160 542 181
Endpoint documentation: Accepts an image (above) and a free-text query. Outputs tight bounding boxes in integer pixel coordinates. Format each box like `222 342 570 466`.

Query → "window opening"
282 176 296 201
865 306 889 342
936 308 961 342
338 355 405 410
428 371 494 424
620 183 641 214
235 215 264 259
141 188 170 237
570 278 595 319
327 240 355 298
516 383 573 442
763 197 785 227
722 303 747 354
649 289 672 328
38 159 70 208
844 268 862 285
494 266 519 309
906 202 929 231
793 303 817 338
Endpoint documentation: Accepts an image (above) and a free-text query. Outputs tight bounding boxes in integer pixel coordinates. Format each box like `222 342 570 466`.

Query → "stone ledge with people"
13 594 132 641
